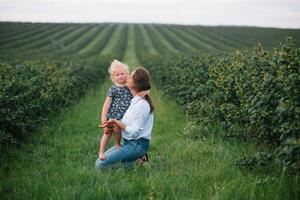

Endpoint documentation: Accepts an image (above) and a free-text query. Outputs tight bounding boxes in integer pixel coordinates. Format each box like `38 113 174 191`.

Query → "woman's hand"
106 119 116 125
98 121 114 134
107 119 126 131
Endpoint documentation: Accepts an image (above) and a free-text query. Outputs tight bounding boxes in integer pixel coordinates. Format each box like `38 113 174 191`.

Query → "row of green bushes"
0 55 109 153
144 38 299 172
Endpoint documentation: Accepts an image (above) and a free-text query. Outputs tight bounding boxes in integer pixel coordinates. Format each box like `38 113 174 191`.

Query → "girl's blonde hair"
108 59 129 82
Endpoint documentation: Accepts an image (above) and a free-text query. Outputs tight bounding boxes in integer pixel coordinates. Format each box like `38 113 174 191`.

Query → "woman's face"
126 71 135 90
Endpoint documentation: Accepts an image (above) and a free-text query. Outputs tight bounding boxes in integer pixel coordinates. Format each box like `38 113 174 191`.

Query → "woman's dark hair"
132 67 154 112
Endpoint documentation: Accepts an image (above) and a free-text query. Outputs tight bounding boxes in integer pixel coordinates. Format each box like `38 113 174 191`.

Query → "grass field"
0 22 299 199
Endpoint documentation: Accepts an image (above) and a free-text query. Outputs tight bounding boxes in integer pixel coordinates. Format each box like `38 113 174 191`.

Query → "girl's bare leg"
99 133 112 160
112 125 122 148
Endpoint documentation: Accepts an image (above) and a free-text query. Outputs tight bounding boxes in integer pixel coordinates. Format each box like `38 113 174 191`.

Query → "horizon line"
0 20 299 30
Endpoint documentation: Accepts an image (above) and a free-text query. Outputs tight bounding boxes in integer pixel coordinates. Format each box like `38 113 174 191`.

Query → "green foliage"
145 38 300 173
144 25 177 56
0 57 108 151
154 25 195 54
234 137 300 173
207 38 300 142
111 25 128 60
234 152 273 168
134 25 158 65
275 137 300 173
145 53 217 107
148 38 299 143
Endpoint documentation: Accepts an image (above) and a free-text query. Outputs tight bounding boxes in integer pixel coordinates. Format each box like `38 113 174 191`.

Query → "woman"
95 67 154 169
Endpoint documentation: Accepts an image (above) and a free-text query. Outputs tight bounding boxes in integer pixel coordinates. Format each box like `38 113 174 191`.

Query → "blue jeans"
95 138 149 170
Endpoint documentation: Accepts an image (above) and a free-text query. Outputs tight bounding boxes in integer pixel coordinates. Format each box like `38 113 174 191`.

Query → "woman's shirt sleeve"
122 99 152 140
124 109 147 138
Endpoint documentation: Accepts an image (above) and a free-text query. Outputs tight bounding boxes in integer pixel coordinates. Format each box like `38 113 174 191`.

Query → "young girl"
98 59 133 160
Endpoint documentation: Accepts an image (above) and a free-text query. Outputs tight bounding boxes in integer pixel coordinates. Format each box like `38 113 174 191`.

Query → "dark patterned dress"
106 85 133 120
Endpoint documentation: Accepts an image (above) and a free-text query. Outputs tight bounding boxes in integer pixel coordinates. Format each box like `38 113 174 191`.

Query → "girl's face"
112 67 127 85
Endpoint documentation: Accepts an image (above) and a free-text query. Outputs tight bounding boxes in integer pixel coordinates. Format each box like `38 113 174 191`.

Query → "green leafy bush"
145 38 299 172
145 53 217 107
275 138 300 173
206 38 299 142
147 38 299 143
0 57 108 150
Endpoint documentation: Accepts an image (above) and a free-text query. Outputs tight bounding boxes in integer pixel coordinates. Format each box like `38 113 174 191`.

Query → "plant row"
1 22 300 56
0 55 110 156
144 38 299 173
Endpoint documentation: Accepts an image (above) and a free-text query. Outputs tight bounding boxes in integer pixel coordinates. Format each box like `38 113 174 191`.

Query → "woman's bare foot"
99 153 106 160
115 144 121 149
136 153 149 166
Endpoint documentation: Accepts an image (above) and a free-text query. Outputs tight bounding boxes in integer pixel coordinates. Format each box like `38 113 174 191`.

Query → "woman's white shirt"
121 96 153 140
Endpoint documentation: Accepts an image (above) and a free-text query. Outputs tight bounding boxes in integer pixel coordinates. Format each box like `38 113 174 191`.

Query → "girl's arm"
101 96 112 124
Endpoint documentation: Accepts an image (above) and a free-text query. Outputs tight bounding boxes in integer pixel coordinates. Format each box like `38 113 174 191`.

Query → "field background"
0 22 299 199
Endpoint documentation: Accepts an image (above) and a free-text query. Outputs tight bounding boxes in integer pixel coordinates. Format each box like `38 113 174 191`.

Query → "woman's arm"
107 119 126 130
107 101 150 136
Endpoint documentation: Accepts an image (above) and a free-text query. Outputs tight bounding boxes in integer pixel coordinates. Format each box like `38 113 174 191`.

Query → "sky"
0 0 300 28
